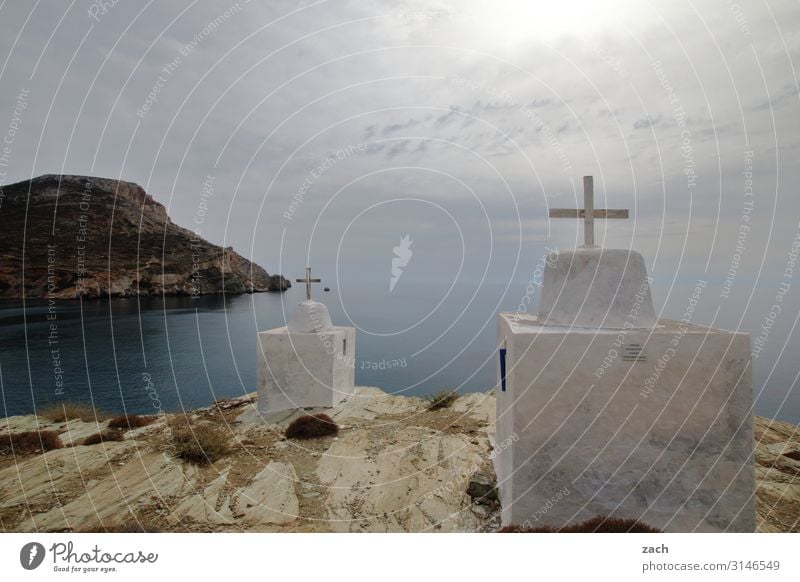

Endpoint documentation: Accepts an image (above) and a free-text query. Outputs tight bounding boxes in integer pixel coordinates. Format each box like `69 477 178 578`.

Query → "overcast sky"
0 0 798 299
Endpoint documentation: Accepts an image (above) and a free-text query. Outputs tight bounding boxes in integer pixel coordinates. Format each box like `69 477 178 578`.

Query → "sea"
1 279 798 423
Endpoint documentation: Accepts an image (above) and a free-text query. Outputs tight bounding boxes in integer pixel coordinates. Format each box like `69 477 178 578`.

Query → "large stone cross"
296 267 322 301
549 176 629 247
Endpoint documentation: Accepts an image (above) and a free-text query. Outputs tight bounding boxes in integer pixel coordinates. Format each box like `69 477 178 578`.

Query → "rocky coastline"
0 174 290 299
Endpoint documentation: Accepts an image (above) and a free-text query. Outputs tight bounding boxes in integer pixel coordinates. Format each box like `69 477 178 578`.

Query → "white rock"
0 442 132 510
169 470 234 525
232 462 299 526
19 452 196 531
317 426 486 532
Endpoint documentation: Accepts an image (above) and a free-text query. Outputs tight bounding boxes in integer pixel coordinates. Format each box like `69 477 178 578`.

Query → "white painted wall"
257 326 355 413
495 312 754 532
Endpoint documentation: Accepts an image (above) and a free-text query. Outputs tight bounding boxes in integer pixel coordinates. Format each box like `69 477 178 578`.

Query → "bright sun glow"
466 0 631 45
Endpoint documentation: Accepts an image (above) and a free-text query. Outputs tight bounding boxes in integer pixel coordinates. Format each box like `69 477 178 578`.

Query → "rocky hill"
0 389 797 533
0 174 289 298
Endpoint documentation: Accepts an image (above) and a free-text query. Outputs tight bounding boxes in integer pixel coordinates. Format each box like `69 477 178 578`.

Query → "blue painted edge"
499 348 507 392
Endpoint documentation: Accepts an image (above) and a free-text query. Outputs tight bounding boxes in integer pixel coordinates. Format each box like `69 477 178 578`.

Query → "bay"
0 278 797 423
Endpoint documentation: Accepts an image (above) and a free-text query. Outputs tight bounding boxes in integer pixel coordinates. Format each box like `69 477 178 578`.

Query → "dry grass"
0 430 64 455
783 450 800 461
285 414 339 440
79 521 159 533
108 414 156 430
427 390 459 411
169 419 230 464
38 402 106 423
498 515 661 533
83 430 125 446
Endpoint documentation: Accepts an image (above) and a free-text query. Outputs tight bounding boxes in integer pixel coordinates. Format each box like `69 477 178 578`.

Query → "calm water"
1 279 798 423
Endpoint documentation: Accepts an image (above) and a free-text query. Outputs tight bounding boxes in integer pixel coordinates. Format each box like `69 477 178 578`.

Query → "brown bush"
498 524 552 533
285 413 339 440
169 420 230 464
0 430 63 454
83 430 125 446
499 515 661 533
108 414 156 430
80 521 159 533
427 390 458 411
39 402 106 423
561 516 661 533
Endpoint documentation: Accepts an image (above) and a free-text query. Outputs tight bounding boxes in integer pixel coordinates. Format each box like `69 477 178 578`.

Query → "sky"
0 0 798 297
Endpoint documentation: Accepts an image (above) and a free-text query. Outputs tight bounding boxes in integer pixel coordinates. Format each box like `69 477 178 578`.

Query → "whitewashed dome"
539 247 656 329
288 300 332 332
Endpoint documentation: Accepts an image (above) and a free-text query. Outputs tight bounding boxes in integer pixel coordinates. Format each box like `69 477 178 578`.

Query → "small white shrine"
257 267 355 413
494 177 754 532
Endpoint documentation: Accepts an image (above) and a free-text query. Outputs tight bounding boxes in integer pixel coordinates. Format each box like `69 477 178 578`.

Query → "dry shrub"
83 430 125 446
0 430 63 454
562 516 661 533
427 390 458 411
80 521 159 533
169 419 230 464
39 402 106 423
108 414 155 430
498 524 551 533
783 450 800 461
285 413 339 440
499 515 661 533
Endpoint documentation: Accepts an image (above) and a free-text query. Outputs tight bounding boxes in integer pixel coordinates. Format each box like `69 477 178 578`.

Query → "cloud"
633 114 663 129
750 84 800 112
381 117 422 135
0 0 796 289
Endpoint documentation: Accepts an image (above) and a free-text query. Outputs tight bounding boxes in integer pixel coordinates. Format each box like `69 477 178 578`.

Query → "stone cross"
549 176 629 247
296 267 322 301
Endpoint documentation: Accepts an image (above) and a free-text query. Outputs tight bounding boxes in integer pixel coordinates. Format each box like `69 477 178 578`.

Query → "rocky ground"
0 388 797 533
753 416 800 532
0 388 499 533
